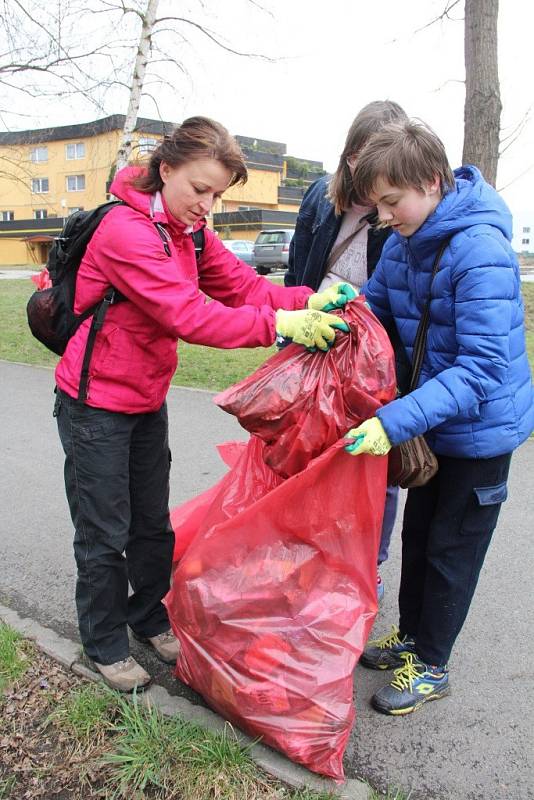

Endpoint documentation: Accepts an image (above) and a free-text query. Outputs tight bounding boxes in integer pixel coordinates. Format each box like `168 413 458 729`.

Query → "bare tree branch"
497 162 534 193
154 15 274 60
413 0 463 33
499 107 532 155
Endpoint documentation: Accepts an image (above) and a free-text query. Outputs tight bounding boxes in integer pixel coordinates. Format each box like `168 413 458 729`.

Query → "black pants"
399 451 512 666
55 389 174 664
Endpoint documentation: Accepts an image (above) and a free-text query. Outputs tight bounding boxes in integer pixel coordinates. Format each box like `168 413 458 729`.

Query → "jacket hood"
400 165 513 256
110 166 160 218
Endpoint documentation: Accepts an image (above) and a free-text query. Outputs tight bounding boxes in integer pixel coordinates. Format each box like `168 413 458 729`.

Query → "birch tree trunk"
462 0 501 186
115 0 160 172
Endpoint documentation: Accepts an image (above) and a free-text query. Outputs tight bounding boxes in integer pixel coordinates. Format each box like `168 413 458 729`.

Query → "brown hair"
352 119 456 204
328 100 408 214
134 116 248 192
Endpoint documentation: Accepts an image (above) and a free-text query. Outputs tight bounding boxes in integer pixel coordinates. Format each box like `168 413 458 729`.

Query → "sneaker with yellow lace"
360 625 416 670
371 652 450 715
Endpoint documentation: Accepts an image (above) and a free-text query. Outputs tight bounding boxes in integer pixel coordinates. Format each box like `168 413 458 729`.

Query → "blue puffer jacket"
363 165 534 458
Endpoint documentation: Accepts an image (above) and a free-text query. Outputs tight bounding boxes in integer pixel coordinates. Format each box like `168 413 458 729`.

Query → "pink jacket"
55 167 312 413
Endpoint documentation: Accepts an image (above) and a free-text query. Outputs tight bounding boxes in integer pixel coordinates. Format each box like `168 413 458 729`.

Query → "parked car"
253 229 295 274
221 239 255 267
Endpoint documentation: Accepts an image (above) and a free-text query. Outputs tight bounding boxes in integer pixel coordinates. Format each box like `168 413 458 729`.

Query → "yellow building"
0 116 325 265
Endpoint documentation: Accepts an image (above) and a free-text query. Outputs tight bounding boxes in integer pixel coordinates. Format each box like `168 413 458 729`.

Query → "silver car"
253 229 295 275
222 239 255 267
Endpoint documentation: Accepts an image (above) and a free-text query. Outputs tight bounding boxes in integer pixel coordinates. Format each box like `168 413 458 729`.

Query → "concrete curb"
0 602 371 800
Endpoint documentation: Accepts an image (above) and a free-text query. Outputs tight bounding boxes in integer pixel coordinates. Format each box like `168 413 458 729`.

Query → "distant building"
0 115 325 265
512 214 534 256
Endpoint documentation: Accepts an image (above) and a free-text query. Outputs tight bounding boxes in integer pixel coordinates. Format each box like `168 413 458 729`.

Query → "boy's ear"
425 175 441 196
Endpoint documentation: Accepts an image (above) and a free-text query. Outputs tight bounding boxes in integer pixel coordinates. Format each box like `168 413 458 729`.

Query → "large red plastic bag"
171 437 282 563
165 437 386 781
213 297 396 478
171 442 248 561
165 299 396 780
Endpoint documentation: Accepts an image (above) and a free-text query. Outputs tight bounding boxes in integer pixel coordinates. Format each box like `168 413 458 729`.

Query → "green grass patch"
46 681 119 741
174 340 275 391
103 694 269 800
522 283 534 368
0 621 32 692
0 776 17 799
101 691 345 799
0 280 58 368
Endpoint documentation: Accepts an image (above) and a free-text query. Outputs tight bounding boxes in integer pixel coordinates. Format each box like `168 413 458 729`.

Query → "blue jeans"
55 389 174 664
378 484 399 565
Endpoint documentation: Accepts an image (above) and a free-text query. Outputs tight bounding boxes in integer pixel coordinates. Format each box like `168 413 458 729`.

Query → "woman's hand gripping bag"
164 298 397 781
214 297 396 477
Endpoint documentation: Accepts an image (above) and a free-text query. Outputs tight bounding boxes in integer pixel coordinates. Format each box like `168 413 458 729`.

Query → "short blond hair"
352 119 455 203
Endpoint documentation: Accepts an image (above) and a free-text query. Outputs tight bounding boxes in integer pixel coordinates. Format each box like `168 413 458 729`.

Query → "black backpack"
26 201 205 401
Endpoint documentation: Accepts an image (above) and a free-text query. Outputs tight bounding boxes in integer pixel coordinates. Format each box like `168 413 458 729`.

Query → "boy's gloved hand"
345 417 392 455
275 309 348 351
307 282 357 312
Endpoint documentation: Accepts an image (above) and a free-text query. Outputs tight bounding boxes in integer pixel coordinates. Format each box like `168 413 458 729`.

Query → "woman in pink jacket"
54 116 351 691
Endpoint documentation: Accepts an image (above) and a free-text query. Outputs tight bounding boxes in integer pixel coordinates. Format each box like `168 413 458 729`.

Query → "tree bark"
462 0 501 186
115 0 160 172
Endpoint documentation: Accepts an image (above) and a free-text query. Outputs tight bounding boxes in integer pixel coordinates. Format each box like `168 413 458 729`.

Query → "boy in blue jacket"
344 119 534 715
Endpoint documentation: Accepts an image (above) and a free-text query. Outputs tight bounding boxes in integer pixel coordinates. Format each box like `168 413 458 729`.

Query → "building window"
66 142 85 160
138 137 158 154
31 177 49 193
0 210 14 221
30 146 48 163
521 238 530 245
66 174 85 191
34 209 48 220
68 206 84 214
523 226 531 234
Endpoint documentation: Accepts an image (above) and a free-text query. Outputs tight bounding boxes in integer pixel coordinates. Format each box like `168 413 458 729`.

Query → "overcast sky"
10 0 534 218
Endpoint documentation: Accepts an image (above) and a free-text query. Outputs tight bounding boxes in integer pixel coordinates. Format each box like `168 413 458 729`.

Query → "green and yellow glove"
345 417 392 455
275 309 349 351
307 282 357 312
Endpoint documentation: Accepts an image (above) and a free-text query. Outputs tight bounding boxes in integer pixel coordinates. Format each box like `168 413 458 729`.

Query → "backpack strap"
154 222 171 256
153 222 204 261
77 290 116 402
192 227 205 261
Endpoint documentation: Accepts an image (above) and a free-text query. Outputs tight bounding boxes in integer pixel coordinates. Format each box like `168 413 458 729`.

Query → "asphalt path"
1 360 533 799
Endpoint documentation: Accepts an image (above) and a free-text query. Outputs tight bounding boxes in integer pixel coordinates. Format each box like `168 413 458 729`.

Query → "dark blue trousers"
399 451 512 666
378 484 399 564
55 389 174 664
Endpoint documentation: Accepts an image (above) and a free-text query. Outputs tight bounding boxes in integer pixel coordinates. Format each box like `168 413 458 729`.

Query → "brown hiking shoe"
93 657 151 692
134 629 180 664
